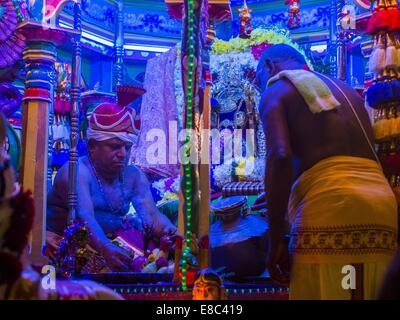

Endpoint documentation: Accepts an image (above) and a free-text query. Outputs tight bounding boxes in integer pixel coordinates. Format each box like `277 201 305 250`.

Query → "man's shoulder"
124 164 148 187
260 79 296 115
54 157 91 183
262 78 297 105
125 164 141 174
124 164 145 180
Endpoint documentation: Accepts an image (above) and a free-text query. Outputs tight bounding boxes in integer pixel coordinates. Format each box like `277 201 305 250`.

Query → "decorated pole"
329 0 338 78
67 2 82 224
113 0 124 95
48 70 55 193
328 0 346 79
178 0 204 291
336 0 347 81
165 0 231 290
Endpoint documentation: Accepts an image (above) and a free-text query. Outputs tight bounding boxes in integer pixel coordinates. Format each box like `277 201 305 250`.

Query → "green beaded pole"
180 0 204 291
181 0 195 291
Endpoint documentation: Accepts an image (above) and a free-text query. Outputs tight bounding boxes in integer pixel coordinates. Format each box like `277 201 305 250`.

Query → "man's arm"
74 167 111 253
129 166 177 237
260 81 293 282
261 81 293 237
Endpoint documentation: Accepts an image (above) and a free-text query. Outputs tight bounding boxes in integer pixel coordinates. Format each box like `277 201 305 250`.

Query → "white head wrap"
86 127 137 144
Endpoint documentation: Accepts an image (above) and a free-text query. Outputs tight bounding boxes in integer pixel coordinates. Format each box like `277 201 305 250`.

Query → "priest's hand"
152 214 177 238
251 192 267 211
101 243 131 272
266 237 290 286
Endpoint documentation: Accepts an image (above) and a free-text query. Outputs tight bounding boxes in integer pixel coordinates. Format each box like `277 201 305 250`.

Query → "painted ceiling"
59 0 368 50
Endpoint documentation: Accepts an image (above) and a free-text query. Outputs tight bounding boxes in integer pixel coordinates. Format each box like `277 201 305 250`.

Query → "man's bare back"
255 44 397 291
261 72 377 179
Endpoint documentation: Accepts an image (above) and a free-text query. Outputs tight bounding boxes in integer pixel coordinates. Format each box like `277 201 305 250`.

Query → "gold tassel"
383 107 391 139
383 118 391 139
391 115 400 137
374 119 386 141
388 104 397 137
393 104 400 137
374 107 391 141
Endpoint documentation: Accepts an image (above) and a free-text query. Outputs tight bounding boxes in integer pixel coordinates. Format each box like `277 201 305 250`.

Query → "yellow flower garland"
211 28 312 68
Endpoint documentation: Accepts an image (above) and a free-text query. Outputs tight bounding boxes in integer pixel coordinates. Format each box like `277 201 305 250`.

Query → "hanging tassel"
386 33 398 70
366 81 382 108
377 33 388 74
395 36 400 70
373 119 382 141
382 71 394 103
374 108 390 141
367 75 392 108
367 0 381 35
391 114 400 136
368 0 393 34
393 106 400 136
383 120 391 139
374 118 390 141
368 47 377 74
378 0 393 31
389 116 397 137
372 70 394 105
388 104 397 136
391 78 400 100
369 33 387 75
389 69 400 100
387 0 400 32
383 111 392 139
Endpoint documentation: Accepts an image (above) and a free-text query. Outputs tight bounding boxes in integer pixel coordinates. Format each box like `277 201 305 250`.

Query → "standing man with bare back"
256 44 398 299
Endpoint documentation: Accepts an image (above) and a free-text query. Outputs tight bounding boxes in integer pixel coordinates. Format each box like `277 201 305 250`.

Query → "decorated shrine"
1 0 400 301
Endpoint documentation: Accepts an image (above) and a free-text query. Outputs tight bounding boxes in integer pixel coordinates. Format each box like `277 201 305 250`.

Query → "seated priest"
47 103 177 271
0 113 122 300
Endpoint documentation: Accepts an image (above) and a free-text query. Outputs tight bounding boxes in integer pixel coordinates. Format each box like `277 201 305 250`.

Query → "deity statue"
238 1 252 39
